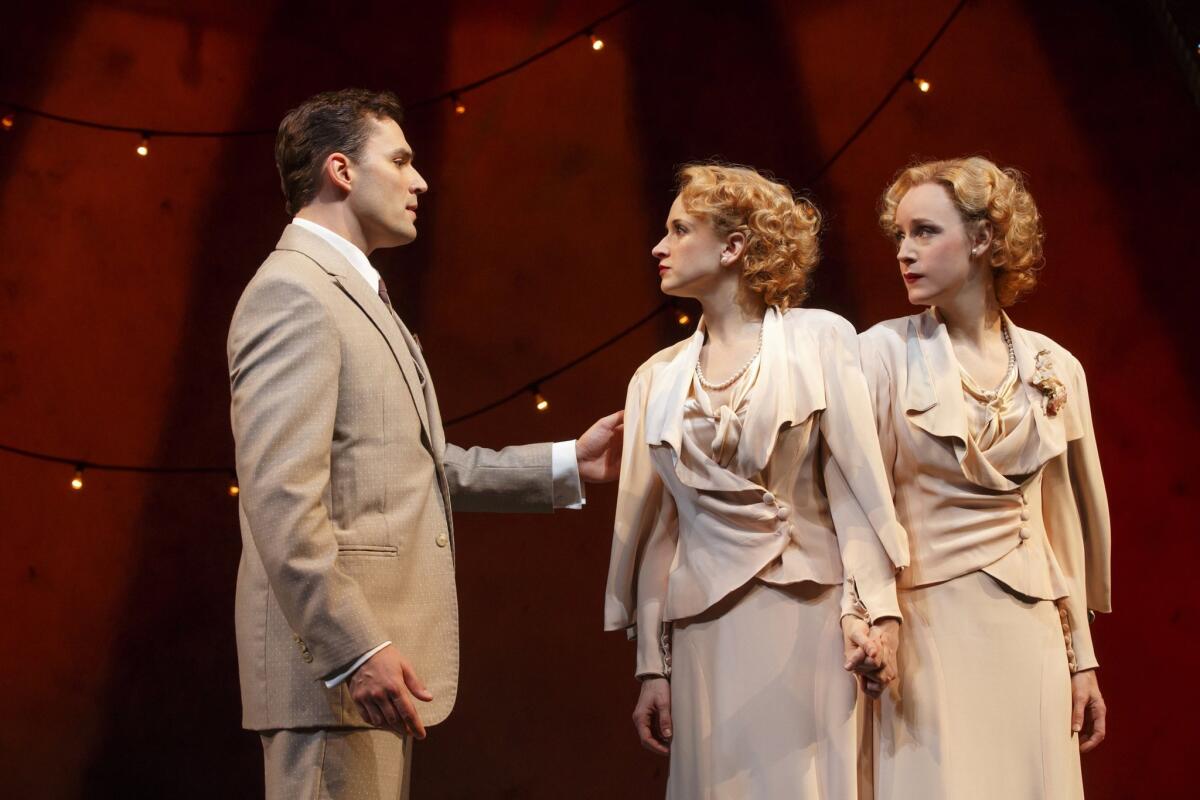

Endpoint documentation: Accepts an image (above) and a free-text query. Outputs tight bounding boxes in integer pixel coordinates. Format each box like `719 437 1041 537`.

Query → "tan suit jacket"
604 307 909 676
859 310 1112 670
228 224 554 731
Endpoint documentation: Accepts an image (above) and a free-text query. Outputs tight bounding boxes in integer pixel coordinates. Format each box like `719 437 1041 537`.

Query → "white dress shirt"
290 217 585 686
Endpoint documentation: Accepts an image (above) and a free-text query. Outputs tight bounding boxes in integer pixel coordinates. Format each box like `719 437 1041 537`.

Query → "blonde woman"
604 163 908 798
861 157 1111 798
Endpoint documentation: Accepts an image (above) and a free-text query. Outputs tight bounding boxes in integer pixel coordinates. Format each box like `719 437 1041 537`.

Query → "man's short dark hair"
275 88 405 215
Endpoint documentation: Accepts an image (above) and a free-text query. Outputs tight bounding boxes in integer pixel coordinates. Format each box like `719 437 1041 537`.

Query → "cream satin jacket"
605 307 909 676
859 310 1112 670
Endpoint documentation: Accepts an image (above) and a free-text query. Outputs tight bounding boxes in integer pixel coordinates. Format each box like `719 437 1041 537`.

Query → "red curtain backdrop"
1 1 1196 796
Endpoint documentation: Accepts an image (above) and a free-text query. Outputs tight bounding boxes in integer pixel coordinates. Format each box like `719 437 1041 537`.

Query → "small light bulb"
71 468 84 491
136 135 150 156
228 480 240 497
590 34 605 51
534 391 549 412
1 114 14 131
675 309 691 326
453 96 466 115
914 77 931 93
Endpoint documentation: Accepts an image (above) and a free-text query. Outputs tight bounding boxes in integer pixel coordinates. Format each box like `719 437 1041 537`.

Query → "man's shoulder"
237 246 339 308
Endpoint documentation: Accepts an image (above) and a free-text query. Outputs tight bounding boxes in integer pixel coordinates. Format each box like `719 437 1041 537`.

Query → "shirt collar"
291 216 381 293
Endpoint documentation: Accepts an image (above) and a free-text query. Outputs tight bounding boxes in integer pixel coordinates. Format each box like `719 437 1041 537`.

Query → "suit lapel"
275 224 433 441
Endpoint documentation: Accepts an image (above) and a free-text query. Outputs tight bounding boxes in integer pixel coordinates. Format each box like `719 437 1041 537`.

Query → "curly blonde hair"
677 162 821 311
878 156 1044 306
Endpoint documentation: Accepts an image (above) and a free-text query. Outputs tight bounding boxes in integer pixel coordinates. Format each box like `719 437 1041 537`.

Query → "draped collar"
903 308 1067 490
642 306 826 493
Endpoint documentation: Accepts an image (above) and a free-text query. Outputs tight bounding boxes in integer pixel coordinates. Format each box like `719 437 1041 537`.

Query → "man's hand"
348 645 434 739
632 677 672 756
1071 669 1106 753
577 410 624 483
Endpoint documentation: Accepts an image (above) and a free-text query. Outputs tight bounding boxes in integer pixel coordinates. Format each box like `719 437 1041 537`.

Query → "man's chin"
380 227 418 249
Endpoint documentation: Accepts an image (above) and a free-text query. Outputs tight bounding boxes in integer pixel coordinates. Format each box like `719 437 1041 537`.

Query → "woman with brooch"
859 156 1111 798
604 162 908 799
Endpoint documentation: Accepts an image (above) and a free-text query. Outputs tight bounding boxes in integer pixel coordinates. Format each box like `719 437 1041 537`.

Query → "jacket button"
776 505 791 520
435 533 449 547
1018 528 1030 540
762 491 775 505
302 652 313 663
1020 508 1030 521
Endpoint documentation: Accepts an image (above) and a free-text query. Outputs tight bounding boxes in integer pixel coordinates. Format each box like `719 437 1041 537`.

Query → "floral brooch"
1030 349 1068 417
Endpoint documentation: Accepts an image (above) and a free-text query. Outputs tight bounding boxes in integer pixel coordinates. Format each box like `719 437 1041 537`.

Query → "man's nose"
412 168 429 194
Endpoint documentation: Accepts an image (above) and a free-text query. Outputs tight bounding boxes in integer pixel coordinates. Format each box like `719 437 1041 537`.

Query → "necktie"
377 276 426 385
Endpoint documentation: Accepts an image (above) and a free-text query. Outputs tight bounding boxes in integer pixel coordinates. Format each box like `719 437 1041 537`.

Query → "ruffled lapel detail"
904 309 1068 491
643 307 826 494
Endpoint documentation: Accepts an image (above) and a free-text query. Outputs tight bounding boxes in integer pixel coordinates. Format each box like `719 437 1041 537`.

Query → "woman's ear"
972 220 993 254
722 230 747 266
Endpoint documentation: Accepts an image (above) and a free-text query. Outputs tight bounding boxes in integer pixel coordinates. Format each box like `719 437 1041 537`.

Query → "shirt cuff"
551 439 585 509
324 641 391 688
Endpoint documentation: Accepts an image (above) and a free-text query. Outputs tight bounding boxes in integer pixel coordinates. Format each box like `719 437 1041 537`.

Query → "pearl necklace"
964 321 1016 403
695 323 764 391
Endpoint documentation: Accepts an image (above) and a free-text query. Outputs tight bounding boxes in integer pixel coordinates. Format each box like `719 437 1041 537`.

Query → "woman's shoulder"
778 305 857 339
859 314 920 349
1012 323 1077 362
629 336 692 383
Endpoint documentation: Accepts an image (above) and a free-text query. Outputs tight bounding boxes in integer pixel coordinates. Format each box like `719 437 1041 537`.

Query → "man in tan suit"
228 88 623 799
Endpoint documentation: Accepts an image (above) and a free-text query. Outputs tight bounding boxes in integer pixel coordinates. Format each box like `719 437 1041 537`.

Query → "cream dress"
605 307 909 800
859 310 1110 800
666 358 858 799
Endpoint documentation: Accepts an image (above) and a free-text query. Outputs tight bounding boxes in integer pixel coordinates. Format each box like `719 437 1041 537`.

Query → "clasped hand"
842 616 900 698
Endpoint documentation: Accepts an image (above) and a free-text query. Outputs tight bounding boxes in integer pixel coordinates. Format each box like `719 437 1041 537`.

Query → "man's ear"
723 230 747 266
323 152 353 195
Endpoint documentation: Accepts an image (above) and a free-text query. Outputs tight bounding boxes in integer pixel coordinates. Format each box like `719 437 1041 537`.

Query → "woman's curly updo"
879 156 1045 306
677 162 821 311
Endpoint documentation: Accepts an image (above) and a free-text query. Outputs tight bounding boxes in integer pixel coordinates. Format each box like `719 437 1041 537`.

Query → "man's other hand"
348 645 434 739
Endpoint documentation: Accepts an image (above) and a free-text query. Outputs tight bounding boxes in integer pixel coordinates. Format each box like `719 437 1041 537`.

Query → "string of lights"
0 0 643 154
0 0 967 490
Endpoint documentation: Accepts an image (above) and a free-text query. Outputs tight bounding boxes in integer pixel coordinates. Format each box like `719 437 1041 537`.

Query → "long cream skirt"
667 579 862 800
872 569 1083 799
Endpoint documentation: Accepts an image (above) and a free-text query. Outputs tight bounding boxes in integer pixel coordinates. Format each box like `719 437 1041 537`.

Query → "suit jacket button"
435 533 449 547
776 505 791 520
1020 509 1031 521
1018 528 1031 540
762 491 775 505
302 652 313 663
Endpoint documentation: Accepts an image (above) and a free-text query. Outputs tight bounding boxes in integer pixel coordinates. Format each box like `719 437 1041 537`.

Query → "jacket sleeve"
229 276 388 679
1041 354 1112 671
603 372 678 678
442 442 554 513
817 320 908 623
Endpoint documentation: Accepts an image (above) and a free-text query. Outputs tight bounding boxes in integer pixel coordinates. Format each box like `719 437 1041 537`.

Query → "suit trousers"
261 727 412 800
